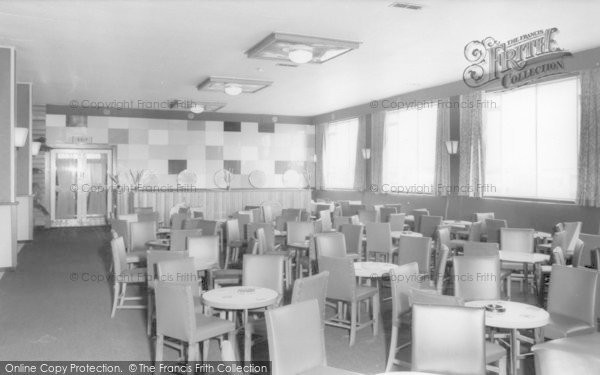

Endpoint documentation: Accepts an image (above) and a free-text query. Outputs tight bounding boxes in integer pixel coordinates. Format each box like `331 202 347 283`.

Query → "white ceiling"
1 0 600 116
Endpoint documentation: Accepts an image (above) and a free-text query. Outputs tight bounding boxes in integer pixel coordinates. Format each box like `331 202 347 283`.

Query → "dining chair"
128 220 156 263
562 221 582 254
134 207 154 214
314 232 346 257
182 218 202 230
380 207 397 223
170 229 203 252
248 223 280 252
591 248 600 270
316 204 332 217
170 212 189 230
189 207 204 219
475 212 494 238
396 236 432 276
358 209 377 224
281 208 302 223
265 300 362 375
453 255 501 301
348 204 366 216
333 216 352 231
110 237 147 318
500 227 534 293
451 221 483 250
187 235 221 271
552 247 566 266
544 265 599 339
432 244 449 294
385 262 422 371
225 219 246 268
319 210 334 232
365 222 398 262
169 203 190 217
419 215 443 238
154 281 236 362
411 304 488 375
574 233 600 267
384 203 403 212
290 271 330 323
485 218 507 244
436 226 452 252
247 207 263 223
409 208 430 233
462 242 512 299
137 211 159 223
318 255 379 346
340 224 364 259
145 250 188 335
389 213 407 232
234 211 253 239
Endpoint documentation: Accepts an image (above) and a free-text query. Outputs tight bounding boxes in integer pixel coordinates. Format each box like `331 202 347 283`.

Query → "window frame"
321 117 359 190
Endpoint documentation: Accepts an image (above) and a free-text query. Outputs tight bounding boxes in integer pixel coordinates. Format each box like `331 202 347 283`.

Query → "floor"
0 227 536 374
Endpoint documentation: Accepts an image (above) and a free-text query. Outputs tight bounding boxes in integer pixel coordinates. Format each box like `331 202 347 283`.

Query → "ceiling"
1 0 600 116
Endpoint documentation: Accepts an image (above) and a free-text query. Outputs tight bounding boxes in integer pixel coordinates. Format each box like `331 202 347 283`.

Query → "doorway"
50 148 113 227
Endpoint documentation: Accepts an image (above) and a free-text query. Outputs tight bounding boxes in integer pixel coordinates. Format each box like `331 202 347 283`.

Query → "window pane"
323 118 358 189
483 77 579 201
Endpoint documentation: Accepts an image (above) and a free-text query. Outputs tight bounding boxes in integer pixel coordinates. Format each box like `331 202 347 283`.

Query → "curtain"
353 115 367 190
577 68 600 207
315 122 327 190
370 111 386 189
458 91 484 197
434 99 451 196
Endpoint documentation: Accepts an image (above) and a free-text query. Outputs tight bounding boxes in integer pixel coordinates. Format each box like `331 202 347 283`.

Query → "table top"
147 239 170 247
202 286 279 310
391 231 423 239
354 261 400 278
157 227 171 234
442 220 472 229
287 240 310 249
499 250 550 264
534 231 552 239
465 300 549 329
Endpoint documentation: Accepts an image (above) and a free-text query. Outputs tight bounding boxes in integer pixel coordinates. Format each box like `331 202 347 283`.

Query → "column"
16 82 34 242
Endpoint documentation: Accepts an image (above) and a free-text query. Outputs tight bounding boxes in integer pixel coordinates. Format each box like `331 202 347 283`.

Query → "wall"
44 113 315 189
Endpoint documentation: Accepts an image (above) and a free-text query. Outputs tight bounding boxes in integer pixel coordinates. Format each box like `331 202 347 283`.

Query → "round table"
391 231 423 240
466 300 549 375
354 261 400 278
499 251 550 264
202 286 279 362
442 219 472 229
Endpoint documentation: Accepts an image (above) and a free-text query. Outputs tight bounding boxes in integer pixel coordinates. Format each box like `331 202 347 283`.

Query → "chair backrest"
226 219 241 243
573 240 586 268
137 211 159 223
242 254 285 296
247 207 262 223
409 288 464 307
187 235 220 270
475 212 494 233
110 236 128 275
111 219 130 249
235 212 252 239
134 207 154 214
182 218 202 230
365 222 394 255
485 218 507 244
154 281 196 342
350 215 360 225
340 224 363 255
248 223 276 252
170 229 203 252
434 244 450 294
379 207 397 223
118 213 138 222
358 209 377 224
419 215 443 237
468 221 483 242
500 228 534 253
281 208 301 223
547 265 599 327
384 203 403 212
412 304 487 375
333 216 352 231
194 220 219 236
146 250 188 286
319 210 333 232
287 221 315 245
156 258 201 297
563 221 582 252
552 246 566 265
190 207 203 219
410 208 430 232
389 213 407 232
453 255 501 301
575 233 600 267
316 204 331 217
436 226 451 250
129 220 156 251
397 236 432 273
265 300 326 375
291 271 329 323
463 241 500 256
170 212 189 230
314 232 347 258
169 203 190 217
317 256 356 301
348 204 366 216
389 262 421 326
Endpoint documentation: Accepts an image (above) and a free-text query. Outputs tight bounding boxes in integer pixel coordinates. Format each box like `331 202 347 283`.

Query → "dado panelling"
45 114 315 188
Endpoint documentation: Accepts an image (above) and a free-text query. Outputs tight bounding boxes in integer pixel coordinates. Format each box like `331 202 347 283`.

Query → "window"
382 104 438 192
483 77 579 201
322 118 359 189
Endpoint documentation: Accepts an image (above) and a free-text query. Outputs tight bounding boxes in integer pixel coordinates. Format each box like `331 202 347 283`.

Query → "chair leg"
111 282 120 318
202 340 209 361
385 326 399 372
119 283 128 307
155 334 164 363
349 301 357 346
224 247 231 269
498 355 507 375
372 294 380 336
147 291 153 336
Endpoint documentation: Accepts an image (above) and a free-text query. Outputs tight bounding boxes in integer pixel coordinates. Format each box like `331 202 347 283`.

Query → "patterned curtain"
353 115 367 191
370 111 386 189
577 68 600 207
434 99 451 196
315 122 327 190
458 91 484 197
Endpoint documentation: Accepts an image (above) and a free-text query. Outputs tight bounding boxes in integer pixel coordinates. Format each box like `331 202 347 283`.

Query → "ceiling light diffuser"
197 77 272 95
288 48 313 64
224 84 243 96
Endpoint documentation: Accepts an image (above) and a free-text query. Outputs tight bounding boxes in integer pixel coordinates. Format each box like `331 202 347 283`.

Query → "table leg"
510 328 518 375
243 309 250 362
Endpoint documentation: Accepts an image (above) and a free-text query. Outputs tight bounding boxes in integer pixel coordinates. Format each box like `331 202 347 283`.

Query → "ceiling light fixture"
288 47 313 64
224 84 243 96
